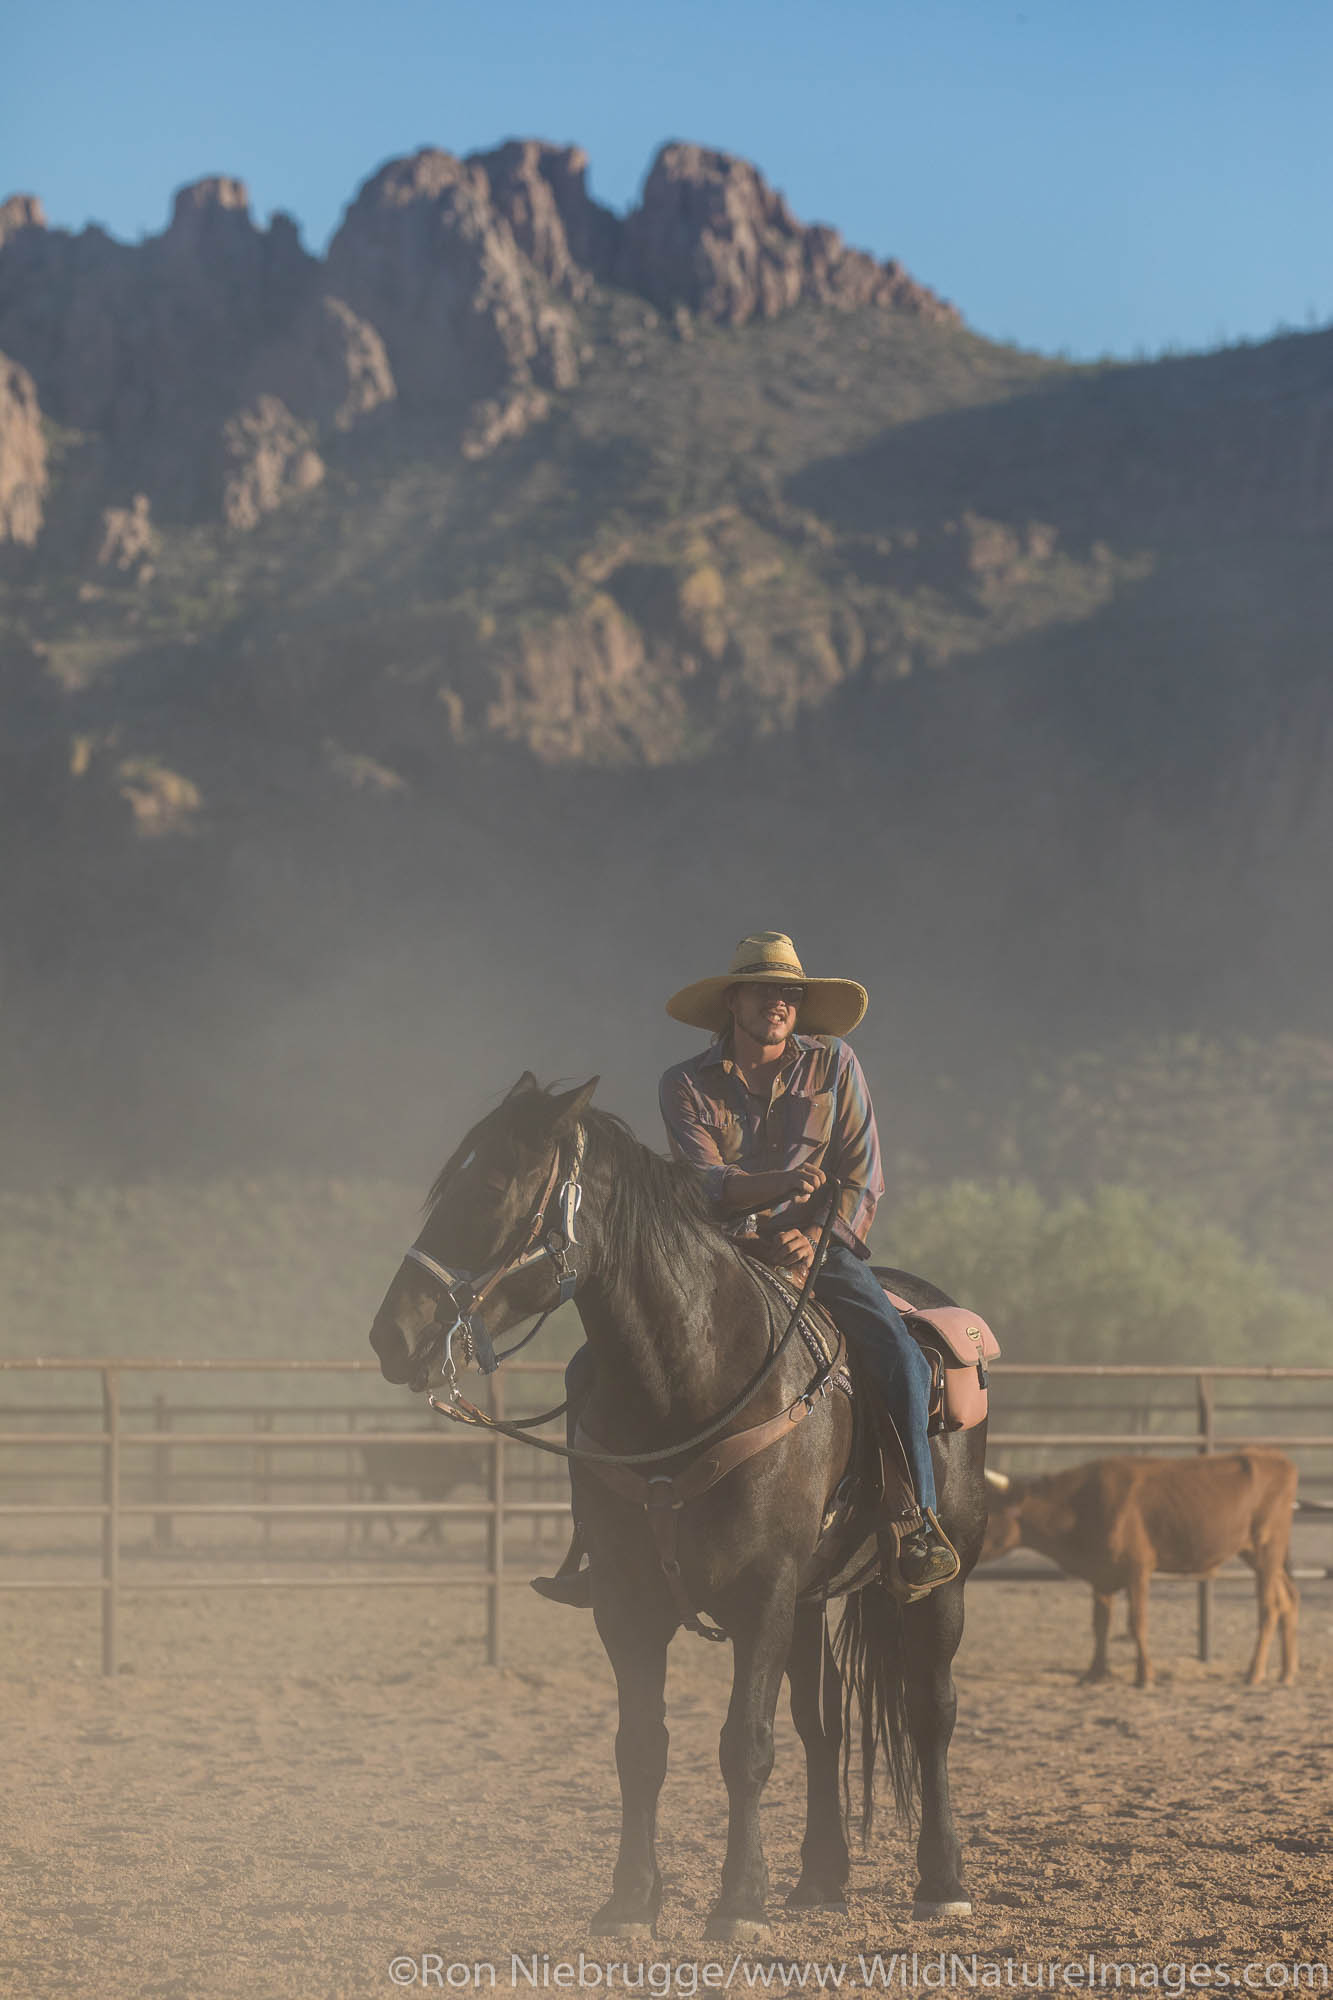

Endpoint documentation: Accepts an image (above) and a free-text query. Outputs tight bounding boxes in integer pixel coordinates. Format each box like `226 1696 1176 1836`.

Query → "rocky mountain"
0 141 952 537
1 139 1329 1267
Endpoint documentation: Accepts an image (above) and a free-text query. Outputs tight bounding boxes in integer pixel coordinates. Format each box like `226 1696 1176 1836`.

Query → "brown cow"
982 1451 1298 1687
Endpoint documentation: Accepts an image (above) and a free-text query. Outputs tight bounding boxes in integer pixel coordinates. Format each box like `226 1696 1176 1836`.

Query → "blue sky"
4 0 1331 359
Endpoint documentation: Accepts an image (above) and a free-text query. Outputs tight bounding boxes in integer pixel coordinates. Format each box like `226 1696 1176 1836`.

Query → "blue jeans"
814 1243 937 1515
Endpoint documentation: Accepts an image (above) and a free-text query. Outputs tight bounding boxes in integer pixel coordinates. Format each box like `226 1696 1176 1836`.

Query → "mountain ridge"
0 138 955 540
1 145 1328 1225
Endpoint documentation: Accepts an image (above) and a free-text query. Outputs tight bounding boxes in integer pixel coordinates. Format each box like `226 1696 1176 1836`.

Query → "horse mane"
421 1088 723 1279
580 1105 721 1282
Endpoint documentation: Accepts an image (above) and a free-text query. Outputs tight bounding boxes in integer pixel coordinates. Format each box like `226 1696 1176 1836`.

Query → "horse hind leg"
903 1581 971 1919
785 1599 850 1911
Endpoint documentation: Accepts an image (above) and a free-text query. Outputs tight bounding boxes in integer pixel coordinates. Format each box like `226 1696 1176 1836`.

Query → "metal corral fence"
0 1357 1330 1673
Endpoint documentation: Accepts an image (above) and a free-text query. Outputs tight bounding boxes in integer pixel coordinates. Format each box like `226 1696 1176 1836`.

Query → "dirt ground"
0 1563 1329 2000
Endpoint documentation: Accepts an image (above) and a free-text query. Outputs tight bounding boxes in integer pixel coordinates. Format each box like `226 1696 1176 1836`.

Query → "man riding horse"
536 930 960 1603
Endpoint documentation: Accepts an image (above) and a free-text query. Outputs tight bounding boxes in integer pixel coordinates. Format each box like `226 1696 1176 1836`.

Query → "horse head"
369 1072 598 1391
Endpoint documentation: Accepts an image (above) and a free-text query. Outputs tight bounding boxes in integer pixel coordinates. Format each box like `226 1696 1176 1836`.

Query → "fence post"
488 1373 506 1667
152 1391 173 1550
258 1411 274 1548
1197 1372 1214 1663
346 1410 358 1554
102 1367 120 1677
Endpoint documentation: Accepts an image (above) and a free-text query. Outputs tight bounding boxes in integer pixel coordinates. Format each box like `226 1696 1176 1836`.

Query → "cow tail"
833 1582 920 1843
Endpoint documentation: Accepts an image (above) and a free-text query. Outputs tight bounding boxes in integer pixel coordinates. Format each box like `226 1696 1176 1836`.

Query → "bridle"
402 1124 586 1395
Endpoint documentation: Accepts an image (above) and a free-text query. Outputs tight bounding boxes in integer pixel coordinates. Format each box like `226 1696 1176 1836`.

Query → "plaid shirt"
659 1032 884 1257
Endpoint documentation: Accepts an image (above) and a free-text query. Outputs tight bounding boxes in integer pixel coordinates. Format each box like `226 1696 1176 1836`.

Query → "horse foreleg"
706 1573 797 1947
590 1594 673 1940
785 1599 849 1910
903 1581 970 1918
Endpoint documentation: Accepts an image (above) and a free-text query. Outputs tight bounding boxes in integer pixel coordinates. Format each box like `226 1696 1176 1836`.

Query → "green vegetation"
878 1178 1331 1368
1 1168 1325 1382
1000 1036 1333 1299
0 1176 414 1365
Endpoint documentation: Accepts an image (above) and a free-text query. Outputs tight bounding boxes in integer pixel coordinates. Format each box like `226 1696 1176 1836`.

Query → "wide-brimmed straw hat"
666 932 868 1038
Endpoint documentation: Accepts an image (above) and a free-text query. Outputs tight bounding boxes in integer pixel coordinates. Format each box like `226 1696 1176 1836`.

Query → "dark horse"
370 1076 988 1944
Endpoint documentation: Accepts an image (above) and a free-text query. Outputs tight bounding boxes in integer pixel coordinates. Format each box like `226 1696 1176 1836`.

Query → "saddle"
744 1256 1000 1436
746 1256 1001 1603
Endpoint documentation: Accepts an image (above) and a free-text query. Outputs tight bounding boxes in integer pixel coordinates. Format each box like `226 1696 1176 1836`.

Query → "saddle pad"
746 1261 853 1397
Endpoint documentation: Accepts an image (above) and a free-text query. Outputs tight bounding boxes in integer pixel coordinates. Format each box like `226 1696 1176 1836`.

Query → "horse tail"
833 1582 919 1842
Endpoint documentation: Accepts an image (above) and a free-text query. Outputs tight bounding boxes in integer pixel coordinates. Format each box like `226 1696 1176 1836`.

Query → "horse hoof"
912 1899 972 1920
786 1887 849 1913
590 1905 656 1940
705 1917 775 1947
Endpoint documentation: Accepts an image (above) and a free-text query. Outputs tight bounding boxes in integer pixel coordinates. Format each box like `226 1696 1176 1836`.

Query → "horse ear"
550 1076 599 1133
506 1070 540 1101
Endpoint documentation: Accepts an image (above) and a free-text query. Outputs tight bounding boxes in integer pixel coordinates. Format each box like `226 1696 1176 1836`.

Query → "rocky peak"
167 175 253 237
0 195 46 249
620 141 958 328
469 139 620 297
326 146 579 411
158 175 314 309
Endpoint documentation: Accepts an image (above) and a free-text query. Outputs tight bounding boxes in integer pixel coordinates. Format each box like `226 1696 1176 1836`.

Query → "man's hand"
777 1163 826 1204
751 1228 816 1279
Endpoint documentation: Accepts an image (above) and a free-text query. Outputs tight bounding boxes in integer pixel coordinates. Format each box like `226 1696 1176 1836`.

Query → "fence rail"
0 1357 1329 1673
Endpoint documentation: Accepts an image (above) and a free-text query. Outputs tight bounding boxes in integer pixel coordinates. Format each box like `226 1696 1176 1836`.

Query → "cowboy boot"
883 1509 961 1597
530 1523 592 1608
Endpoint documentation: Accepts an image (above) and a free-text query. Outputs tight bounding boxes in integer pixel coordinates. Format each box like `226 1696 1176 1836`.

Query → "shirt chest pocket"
782 1089 835 1160
696 1106 746 1164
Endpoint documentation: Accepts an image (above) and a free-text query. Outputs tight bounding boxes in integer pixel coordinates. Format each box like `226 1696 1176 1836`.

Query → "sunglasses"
748 983 806 1007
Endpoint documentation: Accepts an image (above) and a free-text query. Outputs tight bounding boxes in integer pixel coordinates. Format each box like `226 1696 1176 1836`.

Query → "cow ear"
550 1076 599 1133
506 1070 540 1101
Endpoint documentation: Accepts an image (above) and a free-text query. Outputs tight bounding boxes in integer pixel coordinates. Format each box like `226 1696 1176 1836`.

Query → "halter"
403 1124 585 1393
